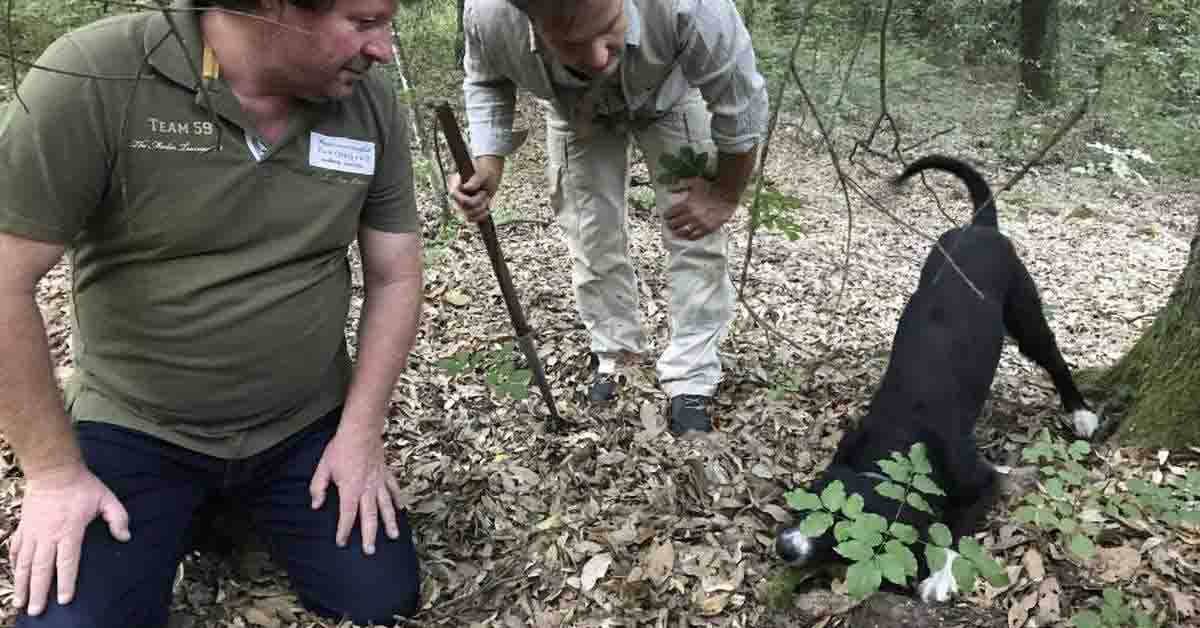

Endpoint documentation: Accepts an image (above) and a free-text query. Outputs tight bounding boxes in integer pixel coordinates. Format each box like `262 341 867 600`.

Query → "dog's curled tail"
893 155 998 229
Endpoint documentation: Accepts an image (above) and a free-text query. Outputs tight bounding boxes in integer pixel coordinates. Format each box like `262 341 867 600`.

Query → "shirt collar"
144 0 205 91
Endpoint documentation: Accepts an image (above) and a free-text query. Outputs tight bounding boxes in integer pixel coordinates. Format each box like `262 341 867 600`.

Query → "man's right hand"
448 155 504 223
9 463 130 616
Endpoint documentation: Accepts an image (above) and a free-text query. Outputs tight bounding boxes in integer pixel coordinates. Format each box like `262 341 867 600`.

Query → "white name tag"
309 132 376 175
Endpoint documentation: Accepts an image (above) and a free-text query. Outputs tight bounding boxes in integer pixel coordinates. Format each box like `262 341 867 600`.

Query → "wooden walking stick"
434 102 565 433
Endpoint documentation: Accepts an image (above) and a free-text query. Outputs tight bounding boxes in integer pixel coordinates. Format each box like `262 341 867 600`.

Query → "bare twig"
900 126 956 154
4 0 27 113
0 52 147 81
850 0 896 165
153 0 223 152
832 4 871 110
790 40 857 312
735 42 796 299
997 95 1093 196
392 32 451 226
495 219 552 230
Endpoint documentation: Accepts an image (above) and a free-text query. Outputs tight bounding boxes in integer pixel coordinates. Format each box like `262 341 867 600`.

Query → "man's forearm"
0 292 81 477
340 268 423 433
713 146 758 205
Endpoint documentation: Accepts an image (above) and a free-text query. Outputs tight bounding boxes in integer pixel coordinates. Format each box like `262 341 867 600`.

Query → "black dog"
775 155 1099 601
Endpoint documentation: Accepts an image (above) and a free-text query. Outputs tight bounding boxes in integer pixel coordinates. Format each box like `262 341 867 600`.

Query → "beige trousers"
545 93 735 398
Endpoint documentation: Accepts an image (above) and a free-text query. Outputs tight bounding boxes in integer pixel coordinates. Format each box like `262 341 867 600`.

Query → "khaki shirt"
462 0 769 157
0 2 418 458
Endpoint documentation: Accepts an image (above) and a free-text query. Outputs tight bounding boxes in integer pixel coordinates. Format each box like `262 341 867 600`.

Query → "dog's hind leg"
1002 260 1099 437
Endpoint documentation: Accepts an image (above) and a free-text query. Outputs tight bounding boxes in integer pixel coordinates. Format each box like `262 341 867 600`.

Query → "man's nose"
585 40 611 74
364 28 394 64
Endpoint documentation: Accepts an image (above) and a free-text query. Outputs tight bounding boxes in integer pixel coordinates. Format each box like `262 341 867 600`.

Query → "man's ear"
258 0 286 20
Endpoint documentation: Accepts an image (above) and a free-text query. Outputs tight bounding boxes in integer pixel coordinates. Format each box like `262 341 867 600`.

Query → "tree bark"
1097 213 1200 448
1019 0 1058 108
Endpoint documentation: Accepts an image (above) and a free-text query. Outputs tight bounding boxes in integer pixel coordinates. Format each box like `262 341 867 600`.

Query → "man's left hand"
664 177 738 240
309 423 404 555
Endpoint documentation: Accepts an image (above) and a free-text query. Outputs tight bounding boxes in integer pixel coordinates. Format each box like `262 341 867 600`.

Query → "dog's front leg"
918 469 1000 603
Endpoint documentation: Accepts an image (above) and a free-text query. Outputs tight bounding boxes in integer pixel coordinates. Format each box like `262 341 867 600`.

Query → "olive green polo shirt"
0 3 419 458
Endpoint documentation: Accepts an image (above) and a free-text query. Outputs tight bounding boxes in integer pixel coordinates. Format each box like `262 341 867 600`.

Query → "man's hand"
9 464 130 616
309 423 404 555
664 176 739 240
448 155 504 223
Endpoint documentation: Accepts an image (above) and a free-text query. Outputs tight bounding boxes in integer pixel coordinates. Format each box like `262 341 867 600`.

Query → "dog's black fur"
775 155 1098 598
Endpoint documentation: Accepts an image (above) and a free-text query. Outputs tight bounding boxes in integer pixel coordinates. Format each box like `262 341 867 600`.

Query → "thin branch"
997 94 1092 196
0 51 147 81
845 175 985 299
153 0 223 152
392 31 451 226
736 45 796 300
850 0 896 165
832 3 872 110
4 0 26 113
900 126 956 154
790 39 857 312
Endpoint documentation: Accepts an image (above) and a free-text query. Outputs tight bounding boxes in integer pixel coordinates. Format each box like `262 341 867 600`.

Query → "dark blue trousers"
16 409 420 627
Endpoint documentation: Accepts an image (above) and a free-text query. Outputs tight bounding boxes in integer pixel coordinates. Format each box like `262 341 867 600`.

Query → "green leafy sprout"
782 443 1009 600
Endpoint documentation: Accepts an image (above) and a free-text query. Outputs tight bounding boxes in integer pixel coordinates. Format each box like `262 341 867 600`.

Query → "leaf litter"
0 97 1197 627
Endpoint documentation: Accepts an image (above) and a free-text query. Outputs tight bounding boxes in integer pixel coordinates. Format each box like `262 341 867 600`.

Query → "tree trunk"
1019 0 1057 108
1097 214 1200 448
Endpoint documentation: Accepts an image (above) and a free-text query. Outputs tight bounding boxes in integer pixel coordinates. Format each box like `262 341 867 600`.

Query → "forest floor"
1 72 1199 628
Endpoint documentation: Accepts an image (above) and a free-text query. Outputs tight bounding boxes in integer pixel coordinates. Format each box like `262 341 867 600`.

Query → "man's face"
270 0 397 101
536 0 627 78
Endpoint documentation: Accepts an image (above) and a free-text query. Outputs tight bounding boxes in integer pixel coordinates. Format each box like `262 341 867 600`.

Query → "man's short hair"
504 0 582 23
198 0 337 12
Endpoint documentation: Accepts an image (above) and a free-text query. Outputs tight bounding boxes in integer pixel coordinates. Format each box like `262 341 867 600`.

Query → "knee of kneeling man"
340 579 421 625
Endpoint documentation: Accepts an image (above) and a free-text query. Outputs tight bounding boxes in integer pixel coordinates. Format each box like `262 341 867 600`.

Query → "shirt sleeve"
0 33 114 243
462 0 520 157
674 0 769 154
360 73 420 234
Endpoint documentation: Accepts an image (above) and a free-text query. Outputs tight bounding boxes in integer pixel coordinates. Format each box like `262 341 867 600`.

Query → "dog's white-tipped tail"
1072 409 1100 439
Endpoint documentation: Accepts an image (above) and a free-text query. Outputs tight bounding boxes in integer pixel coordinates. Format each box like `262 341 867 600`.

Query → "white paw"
1072 409 1100 439
918 549 960 603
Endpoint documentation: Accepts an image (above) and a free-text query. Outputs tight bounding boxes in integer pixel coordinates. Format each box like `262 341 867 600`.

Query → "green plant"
783 443 1008 600
1071 588 1156 628
751 184 806 241
1015 429 1200 628
1123 469 1200 527
437 342 531 402
767 368 803 401
656 146 715 185
1014 431 1100 560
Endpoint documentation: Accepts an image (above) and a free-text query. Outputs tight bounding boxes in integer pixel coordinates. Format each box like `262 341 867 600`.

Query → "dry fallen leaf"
1096 545 1142 583
1036 577 1062 625
644 540 675 586
698 592 731 616
444 289 470 307
1023 547 1046 582
1170 587 1196 618
1008 589 1039 628
243 607 279 628
580 553 612 593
